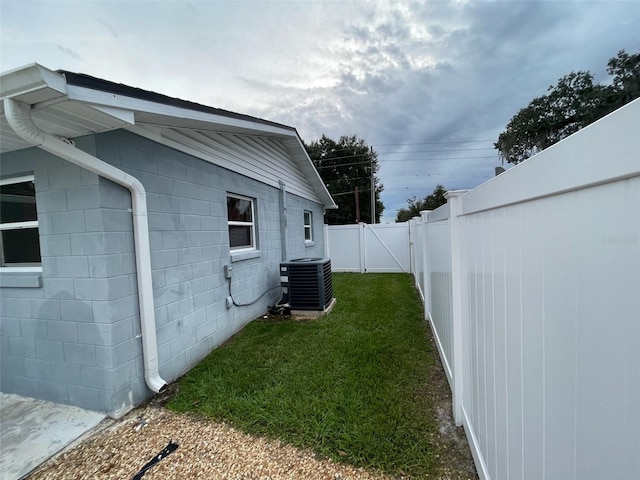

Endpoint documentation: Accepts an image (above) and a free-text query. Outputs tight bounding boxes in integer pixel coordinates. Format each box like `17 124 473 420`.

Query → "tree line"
305 135 384 225
495 49 640 164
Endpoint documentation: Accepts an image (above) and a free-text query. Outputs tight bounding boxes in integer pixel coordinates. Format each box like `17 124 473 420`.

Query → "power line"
313 153 371 162
316 155 496 169
316 160 372 169
383 173 490 178
313 148 495 168
324 176 374 183
331 189 373 197
380 155 496 162
377 147 495 153
306 139 495 156
373 139 494 146
312 147 496 163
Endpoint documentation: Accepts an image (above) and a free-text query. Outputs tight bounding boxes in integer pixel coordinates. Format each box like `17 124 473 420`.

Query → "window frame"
0 174 42 271
227 193 257 252
303 210 313 243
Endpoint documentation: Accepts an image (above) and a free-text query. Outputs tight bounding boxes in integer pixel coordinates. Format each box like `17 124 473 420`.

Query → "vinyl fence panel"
324 224 362 272
410 98 640 480
325 222 410 273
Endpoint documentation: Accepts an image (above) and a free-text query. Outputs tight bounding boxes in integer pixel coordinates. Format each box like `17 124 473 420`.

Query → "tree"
607 49 640 106
305 135 384 225
395 184 447 222
495 49 640 164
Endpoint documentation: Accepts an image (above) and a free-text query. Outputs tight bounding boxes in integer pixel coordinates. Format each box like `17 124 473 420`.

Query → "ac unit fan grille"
281 258 332 310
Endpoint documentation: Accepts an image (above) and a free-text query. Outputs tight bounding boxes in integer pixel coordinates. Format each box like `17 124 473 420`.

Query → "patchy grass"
168 273 476 479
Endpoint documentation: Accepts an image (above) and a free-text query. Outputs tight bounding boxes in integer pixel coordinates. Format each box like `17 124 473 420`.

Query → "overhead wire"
308 139 499 203
306 139 495 157
312 148 496 163
316 155 497 169
373 139 494 146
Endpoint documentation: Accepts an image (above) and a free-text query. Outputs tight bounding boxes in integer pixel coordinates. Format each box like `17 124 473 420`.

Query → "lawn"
168 273 476 478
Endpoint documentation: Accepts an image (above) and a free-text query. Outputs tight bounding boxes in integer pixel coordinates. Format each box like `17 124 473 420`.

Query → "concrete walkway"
0 393 105 480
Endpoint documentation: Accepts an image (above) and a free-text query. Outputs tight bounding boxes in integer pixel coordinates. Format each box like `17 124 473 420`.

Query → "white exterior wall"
411 99 640 480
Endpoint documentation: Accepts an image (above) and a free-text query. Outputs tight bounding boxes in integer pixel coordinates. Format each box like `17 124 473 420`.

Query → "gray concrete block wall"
96 130 289 392
286 193 326 260
0 137 141 413
1 128 326 416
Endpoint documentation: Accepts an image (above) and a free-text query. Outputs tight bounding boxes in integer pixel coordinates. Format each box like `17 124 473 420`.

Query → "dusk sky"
1 0 638 221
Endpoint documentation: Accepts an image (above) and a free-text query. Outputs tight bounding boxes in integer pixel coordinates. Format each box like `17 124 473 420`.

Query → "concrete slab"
0 393 105 480
291 297 337 318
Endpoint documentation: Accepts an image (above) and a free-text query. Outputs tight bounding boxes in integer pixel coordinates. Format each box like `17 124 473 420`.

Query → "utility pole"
370 146 375 224
355 186 360 223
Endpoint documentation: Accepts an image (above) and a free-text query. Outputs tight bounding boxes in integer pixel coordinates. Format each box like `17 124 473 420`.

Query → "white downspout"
4 98 167 393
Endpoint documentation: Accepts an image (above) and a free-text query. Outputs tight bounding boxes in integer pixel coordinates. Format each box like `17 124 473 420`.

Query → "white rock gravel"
28 406 391 480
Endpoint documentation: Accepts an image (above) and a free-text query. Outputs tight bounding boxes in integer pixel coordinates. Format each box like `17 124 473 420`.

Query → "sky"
1 0 639 222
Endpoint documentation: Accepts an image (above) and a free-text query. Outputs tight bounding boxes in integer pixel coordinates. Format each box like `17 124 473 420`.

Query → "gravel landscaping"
28 405 390 480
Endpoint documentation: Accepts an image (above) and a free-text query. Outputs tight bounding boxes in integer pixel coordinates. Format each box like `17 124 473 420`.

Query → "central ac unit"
280 257 333 310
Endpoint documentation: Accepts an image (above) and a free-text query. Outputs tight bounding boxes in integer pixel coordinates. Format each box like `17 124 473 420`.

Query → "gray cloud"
3 0 639 222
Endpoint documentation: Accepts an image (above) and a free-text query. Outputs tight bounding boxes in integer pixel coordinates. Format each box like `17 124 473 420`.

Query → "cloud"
1 0 639 222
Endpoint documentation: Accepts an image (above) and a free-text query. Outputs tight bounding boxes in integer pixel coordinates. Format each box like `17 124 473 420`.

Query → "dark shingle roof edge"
57 70 297 133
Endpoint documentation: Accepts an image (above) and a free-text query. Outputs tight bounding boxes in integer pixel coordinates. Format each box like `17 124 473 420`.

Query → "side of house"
0 65 334 417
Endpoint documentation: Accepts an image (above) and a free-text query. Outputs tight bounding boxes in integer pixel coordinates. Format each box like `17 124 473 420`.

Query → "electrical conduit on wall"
3 98 167 394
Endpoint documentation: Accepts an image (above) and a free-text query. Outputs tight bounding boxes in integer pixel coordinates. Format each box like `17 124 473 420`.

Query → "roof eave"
1 63 337 209
286 133 338 209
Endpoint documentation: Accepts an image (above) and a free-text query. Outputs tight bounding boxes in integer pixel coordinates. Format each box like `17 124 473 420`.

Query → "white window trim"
0 175 35 186
304 210 313 243
0 174 42 270
1 266 42 273
227 193 256 252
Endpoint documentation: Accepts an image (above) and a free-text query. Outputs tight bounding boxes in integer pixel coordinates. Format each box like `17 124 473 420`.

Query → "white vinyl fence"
410 98 640 480
324 222 410 273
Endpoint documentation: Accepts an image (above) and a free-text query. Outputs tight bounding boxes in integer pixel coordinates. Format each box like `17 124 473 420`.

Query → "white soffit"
66 84 293 138
130 123 336 208
0 100 135 153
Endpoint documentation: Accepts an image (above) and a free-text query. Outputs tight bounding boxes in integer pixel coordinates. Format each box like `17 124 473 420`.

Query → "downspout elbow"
146 373 167 394
3 99 46 146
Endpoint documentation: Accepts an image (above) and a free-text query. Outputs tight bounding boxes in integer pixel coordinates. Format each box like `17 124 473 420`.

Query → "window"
304 210 313 242
0 175 41 267
227 194 255 250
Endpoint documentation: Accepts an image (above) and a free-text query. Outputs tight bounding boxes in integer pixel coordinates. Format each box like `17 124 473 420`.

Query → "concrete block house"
0 64 336 417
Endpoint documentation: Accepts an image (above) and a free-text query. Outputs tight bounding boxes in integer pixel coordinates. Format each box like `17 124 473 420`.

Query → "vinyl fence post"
323 223 330 258
420 210 431 317
409 220 415 277
445 191 466 426
359 222 366 273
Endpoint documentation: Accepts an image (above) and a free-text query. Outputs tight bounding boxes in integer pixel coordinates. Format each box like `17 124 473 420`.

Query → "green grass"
168 273 441 477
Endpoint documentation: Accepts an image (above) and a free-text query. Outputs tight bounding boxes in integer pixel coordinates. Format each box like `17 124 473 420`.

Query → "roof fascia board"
90 105 135 125
65 84 296 137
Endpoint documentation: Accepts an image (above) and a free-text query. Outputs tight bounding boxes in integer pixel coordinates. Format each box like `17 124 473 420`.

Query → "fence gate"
324 223 410 273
